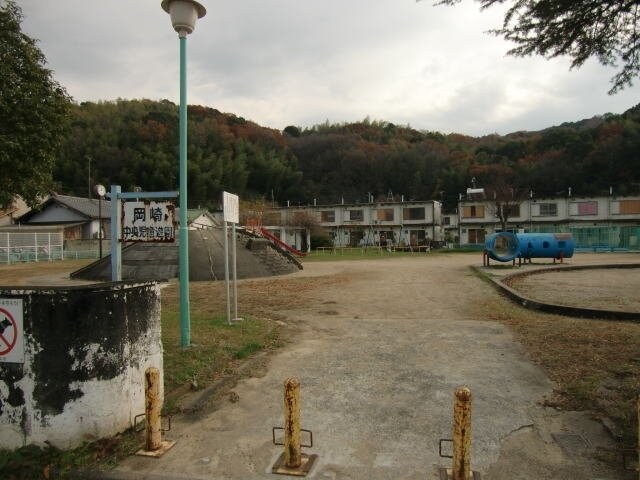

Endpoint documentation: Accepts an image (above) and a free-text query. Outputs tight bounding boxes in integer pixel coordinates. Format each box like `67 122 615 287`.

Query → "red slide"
259 228 307 257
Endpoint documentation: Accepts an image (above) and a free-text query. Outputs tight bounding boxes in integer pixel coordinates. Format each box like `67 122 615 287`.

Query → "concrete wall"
0 282 162 449
65 238 113 253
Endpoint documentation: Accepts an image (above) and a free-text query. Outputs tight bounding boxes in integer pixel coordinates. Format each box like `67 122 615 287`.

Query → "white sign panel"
122 201 176 242
222 191 239 224
0 298 24 363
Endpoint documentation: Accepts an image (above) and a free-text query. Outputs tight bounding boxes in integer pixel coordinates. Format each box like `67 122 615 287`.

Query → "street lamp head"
161 0 206 36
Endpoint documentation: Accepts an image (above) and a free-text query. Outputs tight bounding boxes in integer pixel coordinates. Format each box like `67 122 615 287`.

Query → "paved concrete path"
110 254 624 480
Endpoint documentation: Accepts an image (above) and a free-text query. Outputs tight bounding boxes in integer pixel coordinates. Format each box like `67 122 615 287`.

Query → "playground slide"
259 228 307 257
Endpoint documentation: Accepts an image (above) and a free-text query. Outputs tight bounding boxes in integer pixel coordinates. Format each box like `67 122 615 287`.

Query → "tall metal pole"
232 222 238 320
98 196 103 258
224 221 231 324
110 185 122 282
87 155 91 198
179 33 190 348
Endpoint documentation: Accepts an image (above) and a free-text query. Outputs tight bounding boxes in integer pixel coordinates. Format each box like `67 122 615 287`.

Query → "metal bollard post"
145 367 162 451
452 387 472 480
284 377 302 468
271 377 318 476
438 386 480 479
637 394 639 480
135 367 175 457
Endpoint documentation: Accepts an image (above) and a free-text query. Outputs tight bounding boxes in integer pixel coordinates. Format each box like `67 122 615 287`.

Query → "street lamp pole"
95 184 106 258
162 0 206 348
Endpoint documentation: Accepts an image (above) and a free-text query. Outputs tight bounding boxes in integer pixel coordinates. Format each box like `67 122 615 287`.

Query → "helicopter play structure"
483 232 575 266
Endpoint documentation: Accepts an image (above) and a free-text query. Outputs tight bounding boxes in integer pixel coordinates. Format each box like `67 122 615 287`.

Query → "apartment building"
262 200 443 250
453 195 640 249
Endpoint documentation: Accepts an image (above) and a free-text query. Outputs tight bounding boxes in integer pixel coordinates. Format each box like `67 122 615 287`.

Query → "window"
462 205 484 218
570 201 598 216
579 202 597 215
348 209 363 221
504 205 520 217
538 203 557 216
320 210 335 222
377 208 394 221
442 216 451 225
409 230 426 246
468 229 485 244
403 207 425 221
619 200 640 214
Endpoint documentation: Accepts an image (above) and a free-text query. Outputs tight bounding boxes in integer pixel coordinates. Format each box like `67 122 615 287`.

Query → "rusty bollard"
438 386 480 479
135 367 175 457
284 377 302 468
452 387 472 480
271 377 318 476
145 367 162 451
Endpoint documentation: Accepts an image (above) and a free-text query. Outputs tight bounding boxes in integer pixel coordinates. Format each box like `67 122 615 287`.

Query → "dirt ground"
507 266 640 311
110 252 639 480
3 252 638 479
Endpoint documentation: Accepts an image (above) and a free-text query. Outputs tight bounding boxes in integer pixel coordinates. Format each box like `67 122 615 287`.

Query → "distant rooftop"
52 194 112 219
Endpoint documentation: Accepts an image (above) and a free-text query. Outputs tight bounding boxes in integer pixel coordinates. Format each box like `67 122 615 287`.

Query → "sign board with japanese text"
0 298 24 363
222 191 239 224
121 201 176 242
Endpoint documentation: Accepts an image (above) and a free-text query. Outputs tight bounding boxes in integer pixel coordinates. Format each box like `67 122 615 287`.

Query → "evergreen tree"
0 1 71 208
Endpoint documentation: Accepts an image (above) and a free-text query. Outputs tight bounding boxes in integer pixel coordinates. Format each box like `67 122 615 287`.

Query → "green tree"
0 1 71 208
438 0 640 94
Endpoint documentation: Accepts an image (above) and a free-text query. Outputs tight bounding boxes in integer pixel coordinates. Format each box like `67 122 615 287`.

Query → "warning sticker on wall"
0 298 24 363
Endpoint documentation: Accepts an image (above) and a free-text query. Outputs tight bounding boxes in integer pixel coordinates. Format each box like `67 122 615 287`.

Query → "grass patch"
0 430 141 480
479 292 640 446
304 249 476 262
232 341 263 359
1 267 328 477
161 308 280 392
0 259 93 286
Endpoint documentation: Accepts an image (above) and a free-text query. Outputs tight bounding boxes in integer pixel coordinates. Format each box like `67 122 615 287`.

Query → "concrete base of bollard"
271 453 318 476
135 440 176 458
438 468 481 480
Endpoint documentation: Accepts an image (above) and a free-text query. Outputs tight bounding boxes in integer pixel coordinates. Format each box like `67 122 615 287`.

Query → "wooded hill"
55 99 640 212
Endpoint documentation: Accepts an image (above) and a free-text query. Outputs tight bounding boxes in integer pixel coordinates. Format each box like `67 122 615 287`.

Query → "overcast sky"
17 0 640 136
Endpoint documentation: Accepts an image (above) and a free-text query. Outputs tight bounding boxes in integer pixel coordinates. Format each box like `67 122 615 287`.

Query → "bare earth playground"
94 251 640 480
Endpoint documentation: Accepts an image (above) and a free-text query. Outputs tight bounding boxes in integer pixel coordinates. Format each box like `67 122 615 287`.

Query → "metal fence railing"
527 225 640 252
0 232 64 264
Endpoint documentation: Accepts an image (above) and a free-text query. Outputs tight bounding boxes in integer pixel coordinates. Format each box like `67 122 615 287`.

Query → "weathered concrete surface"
110 254 629 479
0 283 162 449
72 228 300 282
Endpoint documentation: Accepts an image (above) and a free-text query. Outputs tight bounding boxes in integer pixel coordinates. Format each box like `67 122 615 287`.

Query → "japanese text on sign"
122 201 176 242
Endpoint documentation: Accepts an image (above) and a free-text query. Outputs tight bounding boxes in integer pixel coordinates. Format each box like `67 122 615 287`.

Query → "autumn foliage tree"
53 103 640 212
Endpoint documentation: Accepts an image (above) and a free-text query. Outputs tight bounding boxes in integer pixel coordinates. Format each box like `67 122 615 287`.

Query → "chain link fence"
0 232 64 264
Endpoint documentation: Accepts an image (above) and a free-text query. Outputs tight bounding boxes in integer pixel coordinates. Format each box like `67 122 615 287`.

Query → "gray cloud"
18 0 640 136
